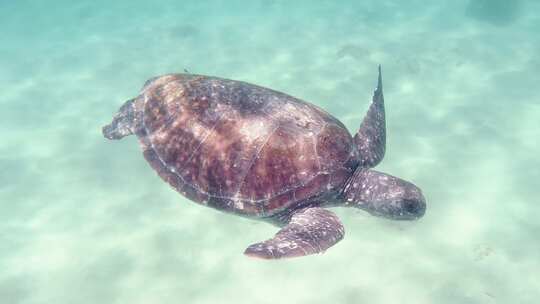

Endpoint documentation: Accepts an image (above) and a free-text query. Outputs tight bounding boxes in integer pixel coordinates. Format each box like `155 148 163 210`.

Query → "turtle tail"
102 98 136 140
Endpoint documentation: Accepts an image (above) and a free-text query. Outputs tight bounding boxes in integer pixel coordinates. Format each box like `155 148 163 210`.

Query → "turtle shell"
136 74 357 216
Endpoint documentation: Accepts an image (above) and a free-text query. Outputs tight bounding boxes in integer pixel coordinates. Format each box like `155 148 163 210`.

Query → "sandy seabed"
1 1 539 303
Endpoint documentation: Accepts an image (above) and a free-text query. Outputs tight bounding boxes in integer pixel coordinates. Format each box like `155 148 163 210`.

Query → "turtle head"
342 168 426 220
102 98 137 140
376 180 426 220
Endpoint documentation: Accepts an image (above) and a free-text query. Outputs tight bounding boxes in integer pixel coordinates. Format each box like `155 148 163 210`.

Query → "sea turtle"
102 66 426 259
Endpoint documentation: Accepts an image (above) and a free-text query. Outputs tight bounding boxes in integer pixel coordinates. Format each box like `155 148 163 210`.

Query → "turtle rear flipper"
244 207 344 259
103 98 137 140
354 65 386 168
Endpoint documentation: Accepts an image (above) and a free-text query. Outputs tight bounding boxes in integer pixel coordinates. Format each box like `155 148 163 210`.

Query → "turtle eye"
403 200 418 213
400 198 426 219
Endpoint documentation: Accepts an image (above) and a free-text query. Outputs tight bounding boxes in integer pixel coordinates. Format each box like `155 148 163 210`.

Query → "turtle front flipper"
354 65 386 168
244 207 344 259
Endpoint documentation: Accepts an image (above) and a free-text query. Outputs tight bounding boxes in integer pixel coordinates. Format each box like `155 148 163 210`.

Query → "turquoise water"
1 0 539 303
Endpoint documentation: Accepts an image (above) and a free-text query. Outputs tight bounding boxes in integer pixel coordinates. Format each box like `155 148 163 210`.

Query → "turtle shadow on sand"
102 66 427 259
466 0 523 26
167 24 200 39
336 44 371 61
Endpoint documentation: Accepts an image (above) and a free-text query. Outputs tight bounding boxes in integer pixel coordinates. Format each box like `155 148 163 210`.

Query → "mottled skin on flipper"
244 207 344 259
354 65 386 168
102 67 427 259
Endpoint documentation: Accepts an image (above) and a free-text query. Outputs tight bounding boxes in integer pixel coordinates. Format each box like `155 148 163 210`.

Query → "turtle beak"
399 195 426 220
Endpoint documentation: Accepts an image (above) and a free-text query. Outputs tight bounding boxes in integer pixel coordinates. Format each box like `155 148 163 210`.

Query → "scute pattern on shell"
137 74 356 216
